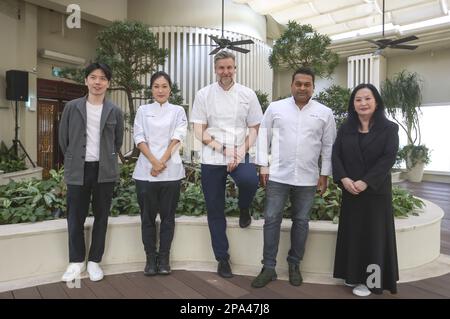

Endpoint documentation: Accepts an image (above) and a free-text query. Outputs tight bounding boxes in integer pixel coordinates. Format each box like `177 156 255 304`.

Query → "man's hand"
259 166 269 187
341 177 359 195
317 175 328 196
234 145 246 164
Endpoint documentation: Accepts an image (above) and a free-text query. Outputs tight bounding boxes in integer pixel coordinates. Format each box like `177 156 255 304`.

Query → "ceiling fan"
207 0 254 55
366 0 418 51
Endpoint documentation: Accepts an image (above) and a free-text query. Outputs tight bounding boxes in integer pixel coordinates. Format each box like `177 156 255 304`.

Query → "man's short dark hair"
292 67 315 85
85 62 112 81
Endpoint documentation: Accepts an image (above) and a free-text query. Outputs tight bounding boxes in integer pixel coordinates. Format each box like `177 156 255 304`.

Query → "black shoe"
288 263 303 286
144 254 158 276
158 253 171 275
251 268 277 288
239 208 251 228
217 260 233 278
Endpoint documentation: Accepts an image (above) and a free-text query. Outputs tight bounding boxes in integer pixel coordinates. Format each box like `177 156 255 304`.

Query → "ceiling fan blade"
228 46 250 54
209 35 221 45
389 44 418 50
388 35 418 45
230 39 254 45
209 47 222 55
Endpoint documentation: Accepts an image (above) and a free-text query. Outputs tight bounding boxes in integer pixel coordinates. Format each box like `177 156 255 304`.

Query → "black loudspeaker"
6 70 29 101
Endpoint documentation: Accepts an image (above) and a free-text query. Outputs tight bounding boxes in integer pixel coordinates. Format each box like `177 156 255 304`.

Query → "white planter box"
0 198 445 292
0 167 43 185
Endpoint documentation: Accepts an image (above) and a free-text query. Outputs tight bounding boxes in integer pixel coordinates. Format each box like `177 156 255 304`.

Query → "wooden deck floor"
1 181 449 300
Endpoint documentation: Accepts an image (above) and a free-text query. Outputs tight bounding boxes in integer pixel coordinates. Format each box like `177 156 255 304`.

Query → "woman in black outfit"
332 83 399 297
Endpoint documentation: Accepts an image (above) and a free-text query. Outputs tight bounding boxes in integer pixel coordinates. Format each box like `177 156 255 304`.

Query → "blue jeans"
262 180 316 269
201 154 258 261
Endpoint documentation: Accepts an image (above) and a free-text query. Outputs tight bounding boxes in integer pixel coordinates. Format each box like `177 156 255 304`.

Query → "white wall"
387 49 450 105
127 0 267 42
25 0 128 25
37 7 102 80
0 1 37 161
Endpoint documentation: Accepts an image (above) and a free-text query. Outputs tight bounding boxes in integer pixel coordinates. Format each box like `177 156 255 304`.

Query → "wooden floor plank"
190 271 249 298
12 287 42 299
394 283 446 299
171 270 231 299
124 272 180 299
104 273 151 299
37 283 69 299
59 279 97 299
82 277 123 299
265 279 319 299
0 291 14 299
153 272 206 299
227 275 284 299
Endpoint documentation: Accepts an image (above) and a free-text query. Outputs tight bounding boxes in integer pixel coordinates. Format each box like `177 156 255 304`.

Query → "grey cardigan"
58 96 124 185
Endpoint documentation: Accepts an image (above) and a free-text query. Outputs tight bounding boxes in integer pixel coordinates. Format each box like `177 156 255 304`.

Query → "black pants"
135 179 181 256
66 162 115 263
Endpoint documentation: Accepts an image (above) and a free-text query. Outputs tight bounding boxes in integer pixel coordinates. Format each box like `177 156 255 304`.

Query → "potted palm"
381 71 431 182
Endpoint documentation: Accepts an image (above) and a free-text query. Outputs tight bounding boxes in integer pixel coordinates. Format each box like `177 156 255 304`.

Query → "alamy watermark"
366 264 381 289
66 4 81 29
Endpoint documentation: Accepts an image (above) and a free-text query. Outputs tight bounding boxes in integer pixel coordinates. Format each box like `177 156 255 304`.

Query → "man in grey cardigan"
58 62 124 282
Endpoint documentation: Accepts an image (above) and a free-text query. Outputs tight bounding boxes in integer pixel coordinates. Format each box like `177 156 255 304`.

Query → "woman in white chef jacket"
132 71 187 276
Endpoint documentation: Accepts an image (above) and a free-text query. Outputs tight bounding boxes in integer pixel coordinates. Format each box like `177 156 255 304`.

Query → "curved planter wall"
0 167 43 185
0 198 444 292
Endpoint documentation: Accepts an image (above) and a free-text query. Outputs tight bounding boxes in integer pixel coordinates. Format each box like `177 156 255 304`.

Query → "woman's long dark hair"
347 83 386 129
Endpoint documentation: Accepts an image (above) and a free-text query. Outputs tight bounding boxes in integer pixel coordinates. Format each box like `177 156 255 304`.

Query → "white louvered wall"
347 53 386 91
111 26 273 156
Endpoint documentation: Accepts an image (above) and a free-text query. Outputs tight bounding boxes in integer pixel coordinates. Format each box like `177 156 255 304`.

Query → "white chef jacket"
190 82 263 165
132 101 187 181
256 97 336 186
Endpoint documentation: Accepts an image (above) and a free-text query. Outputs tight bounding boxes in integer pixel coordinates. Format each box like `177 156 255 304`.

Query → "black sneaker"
144 254 158 276
251 268 277 288
239 208 251 228
217 260 233 278
288 263 303 286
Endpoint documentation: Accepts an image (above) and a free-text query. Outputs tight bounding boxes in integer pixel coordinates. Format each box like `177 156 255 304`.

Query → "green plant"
0 141 26 173
392 186 424 218
255 90 270 113
0 168 66 224
381 71 430 170
382 71 423 145
0 164 424 225
314 85 351 129
398 144 431 170
269 21 339 78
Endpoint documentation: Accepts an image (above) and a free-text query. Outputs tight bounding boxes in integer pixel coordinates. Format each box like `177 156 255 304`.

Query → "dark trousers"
135 179 181 256
201 154 258 261
66 162 115 263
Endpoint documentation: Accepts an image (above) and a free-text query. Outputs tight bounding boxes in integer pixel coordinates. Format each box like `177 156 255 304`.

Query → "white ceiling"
234 0 450 56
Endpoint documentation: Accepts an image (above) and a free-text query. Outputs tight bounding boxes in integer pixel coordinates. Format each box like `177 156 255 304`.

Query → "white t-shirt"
132 102 187 182
190 82 263 165
85 101 103 162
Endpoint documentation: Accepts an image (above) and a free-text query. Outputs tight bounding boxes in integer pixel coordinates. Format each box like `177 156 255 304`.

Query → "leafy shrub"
0 163 424 225
0 141 27 173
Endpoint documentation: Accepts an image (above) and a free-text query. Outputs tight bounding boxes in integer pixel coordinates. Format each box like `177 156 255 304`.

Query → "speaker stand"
13 100 36 168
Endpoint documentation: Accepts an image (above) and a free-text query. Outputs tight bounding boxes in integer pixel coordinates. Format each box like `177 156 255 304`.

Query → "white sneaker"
61 262 86 282
87 261 104 281
352 284 372 297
